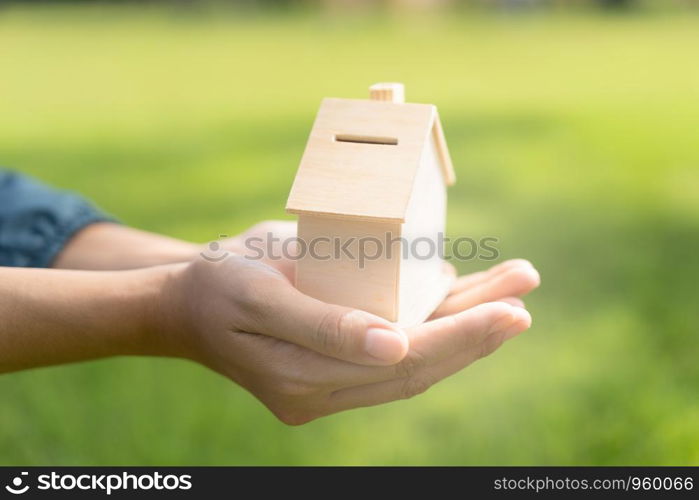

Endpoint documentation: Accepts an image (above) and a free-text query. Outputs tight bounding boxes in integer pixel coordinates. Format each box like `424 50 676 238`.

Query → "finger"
248 276 408 366
315 302 529 390
409 302 530 360
449 259 535 295
432 264 539 318
323 310 531 413
243 221 298 281
431 297 525 321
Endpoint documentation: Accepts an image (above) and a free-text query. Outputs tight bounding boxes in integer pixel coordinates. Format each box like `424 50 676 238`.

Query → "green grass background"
1 3 698 464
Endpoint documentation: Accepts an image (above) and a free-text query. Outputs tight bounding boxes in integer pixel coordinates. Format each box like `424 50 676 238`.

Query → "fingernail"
523 267 541 287
365 327 408 363
501 308 532 340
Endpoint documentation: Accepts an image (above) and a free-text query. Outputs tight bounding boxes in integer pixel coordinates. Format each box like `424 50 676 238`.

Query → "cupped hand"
157 248 539 425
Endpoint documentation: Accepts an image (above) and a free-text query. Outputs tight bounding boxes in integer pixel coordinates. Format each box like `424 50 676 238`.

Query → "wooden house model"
286 83 456 326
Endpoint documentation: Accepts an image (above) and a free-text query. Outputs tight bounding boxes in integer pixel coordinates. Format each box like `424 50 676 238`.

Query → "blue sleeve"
0 170 117 268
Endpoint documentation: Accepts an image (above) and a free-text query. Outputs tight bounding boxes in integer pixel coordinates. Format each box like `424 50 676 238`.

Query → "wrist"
115 263 187 359
135 262 197 360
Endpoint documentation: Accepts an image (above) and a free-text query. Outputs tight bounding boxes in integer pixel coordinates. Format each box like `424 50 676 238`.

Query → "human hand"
431 259 540 319
155 254 536 425
210 220 298 280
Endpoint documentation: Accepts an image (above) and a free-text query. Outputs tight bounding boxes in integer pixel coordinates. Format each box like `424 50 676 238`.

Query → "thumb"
250 279 409 366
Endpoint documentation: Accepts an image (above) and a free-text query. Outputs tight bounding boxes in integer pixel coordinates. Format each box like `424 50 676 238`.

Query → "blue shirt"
0 170 115 268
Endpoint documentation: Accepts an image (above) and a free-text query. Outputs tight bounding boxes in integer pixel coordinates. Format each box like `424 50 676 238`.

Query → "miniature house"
286 83 456 326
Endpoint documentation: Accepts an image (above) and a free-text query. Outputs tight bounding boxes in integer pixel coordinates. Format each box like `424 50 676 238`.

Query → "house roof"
286 97 456 223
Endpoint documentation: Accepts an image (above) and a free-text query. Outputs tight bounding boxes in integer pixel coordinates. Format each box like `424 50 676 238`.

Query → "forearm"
0 265 173 373
52 223 200 270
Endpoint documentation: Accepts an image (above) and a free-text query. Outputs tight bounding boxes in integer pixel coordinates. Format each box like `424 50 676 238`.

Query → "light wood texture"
287 98 435 222
294 134 450 326
369 82 405 103
286 97 456 221
288 86 457 325
397 132 452 326
295 215 402 321
432 109 457 186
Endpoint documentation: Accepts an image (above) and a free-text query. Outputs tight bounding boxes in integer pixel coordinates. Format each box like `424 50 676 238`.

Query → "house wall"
397 132 451 326
296 215 402 322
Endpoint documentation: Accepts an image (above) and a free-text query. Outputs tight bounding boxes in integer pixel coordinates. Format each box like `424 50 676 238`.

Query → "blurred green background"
1 0 698 465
